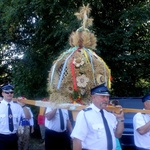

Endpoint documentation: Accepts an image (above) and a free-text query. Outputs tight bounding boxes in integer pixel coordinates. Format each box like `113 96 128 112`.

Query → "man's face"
92 94 110 109
144 100 150 110
2 91 14 102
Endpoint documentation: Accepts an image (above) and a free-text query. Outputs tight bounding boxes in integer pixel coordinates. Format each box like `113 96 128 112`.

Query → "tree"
95 1 150 96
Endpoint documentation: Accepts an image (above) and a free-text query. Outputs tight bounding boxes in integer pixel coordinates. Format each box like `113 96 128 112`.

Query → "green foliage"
99 1 150 96
0 0 150 100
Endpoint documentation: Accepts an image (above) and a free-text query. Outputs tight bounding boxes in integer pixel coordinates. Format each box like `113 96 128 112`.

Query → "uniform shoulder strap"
83 107 92 112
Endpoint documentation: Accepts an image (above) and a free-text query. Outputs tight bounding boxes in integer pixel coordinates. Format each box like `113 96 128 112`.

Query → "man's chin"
100 103 108 108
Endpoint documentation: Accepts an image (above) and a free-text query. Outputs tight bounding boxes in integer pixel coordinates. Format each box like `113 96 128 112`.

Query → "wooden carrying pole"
72 106 150 121
14 98 149 121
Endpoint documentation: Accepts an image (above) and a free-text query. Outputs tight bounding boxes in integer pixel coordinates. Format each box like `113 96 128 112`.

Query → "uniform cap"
91 83 110 96
142 94 150 103
1 84 14 92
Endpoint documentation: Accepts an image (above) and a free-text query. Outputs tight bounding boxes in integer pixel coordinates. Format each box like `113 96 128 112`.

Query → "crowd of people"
0 83 150 150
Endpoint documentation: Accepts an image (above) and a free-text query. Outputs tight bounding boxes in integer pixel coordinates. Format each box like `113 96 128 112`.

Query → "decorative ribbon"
87 49 111 88
57 47 79 89
84 48 96 85
70 47 82 91
71 57 77 91
50 47 77 85
83 48 90 64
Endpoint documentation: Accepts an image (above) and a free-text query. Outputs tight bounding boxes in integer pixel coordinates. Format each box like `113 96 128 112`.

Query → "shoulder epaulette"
83 107 92 112
13 101 17 103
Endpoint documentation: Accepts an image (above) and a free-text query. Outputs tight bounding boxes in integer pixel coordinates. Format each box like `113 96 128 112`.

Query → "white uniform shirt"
45 108 69 132
0 100 24 135
71 103 117 150
133 112 150 149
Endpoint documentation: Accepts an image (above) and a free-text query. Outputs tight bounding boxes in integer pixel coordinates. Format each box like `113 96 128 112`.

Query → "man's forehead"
94 94 110 98
145 100 150 102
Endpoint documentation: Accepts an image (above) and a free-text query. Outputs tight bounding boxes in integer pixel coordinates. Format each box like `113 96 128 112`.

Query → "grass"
29 137 45 150
28 126 45 150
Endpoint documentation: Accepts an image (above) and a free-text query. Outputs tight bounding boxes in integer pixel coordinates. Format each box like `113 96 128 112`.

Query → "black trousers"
45 129 72 150
136 147 150 150
0 133 18 150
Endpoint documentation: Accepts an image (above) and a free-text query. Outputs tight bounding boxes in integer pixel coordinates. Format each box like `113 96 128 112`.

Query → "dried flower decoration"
74 4 93 29
73 57 84 67
80 88 86 96
76 74 89 88
96 74 105 85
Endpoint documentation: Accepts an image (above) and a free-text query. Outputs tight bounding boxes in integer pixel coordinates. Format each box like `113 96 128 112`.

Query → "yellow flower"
76 74 89 87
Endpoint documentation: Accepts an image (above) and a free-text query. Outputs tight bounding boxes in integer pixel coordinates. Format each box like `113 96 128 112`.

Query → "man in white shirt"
0 84 31 150
71 83 124 150
133 94 150 150
45 108 72 150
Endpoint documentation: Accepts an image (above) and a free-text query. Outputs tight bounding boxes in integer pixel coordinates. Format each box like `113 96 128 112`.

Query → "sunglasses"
4 92 14 94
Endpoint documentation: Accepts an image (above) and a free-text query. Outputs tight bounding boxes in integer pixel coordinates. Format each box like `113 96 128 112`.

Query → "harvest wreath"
47 4 111 107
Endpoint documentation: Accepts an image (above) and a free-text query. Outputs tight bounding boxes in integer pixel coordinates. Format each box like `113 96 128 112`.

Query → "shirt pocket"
92 123 105 139
13 114 20 125
0 114 6 125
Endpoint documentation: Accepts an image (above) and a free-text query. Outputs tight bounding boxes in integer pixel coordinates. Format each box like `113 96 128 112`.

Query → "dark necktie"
59 109 64 130
100 109 113 150
8 103 14 132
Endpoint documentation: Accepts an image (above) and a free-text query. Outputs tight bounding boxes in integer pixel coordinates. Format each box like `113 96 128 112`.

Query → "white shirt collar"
90 103 100 112
1 99 13 105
